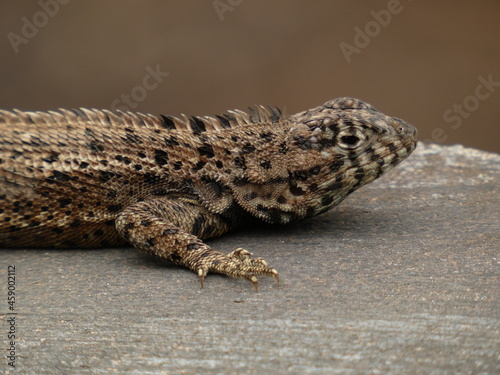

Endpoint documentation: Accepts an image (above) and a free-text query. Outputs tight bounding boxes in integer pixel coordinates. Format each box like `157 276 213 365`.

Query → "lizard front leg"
115 198 278 289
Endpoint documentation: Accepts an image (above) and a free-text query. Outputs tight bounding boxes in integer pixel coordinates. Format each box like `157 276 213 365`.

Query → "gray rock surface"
1 143 499 374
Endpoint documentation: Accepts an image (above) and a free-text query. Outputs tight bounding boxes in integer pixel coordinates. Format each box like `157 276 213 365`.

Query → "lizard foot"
197 248 279 291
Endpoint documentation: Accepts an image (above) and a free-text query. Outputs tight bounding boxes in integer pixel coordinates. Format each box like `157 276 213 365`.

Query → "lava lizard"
0 97 417 289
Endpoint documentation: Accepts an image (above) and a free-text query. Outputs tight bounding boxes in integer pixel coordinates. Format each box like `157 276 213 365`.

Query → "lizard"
0 97 417 289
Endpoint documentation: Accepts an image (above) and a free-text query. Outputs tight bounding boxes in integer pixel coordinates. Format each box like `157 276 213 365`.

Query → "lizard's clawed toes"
196 248 279 291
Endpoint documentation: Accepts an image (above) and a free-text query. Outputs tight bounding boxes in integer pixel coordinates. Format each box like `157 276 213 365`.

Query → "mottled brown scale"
0 97 417 289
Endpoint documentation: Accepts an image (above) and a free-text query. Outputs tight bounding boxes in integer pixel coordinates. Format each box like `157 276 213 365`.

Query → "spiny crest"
0 105 287 134
0 108 164 130
155 104 287 134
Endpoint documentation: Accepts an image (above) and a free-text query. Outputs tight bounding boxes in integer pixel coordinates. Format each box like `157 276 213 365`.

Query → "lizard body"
0 97 417 288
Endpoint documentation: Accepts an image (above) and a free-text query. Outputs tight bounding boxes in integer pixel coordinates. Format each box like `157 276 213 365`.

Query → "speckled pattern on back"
0 97 417 289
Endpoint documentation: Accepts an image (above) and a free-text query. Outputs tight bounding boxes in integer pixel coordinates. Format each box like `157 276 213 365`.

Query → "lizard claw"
248 275 259 291
271 268 280 285
198 268 207 288
246 269 279 291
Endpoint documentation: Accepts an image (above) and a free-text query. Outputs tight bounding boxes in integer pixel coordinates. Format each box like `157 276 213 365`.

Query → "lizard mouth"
358 132 417 181
363 117 418 172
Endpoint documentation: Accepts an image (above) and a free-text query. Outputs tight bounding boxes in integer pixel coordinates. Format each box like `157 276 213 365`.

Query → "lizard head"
230 97 417 224
282 97 418 219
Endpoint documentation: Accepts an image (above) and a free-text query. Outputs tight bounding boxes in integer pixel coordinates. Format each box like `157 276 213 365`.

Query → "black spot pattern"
154 149 169 166
187 243 200 250
58 198 72 207
52 170 71 182
234 157 246 169
107 204 123 213
99 171 115 183
216 115 231 128
260 161 271 169
88 140 104 152
192 215 206 236
70 219 81 227
190 117 206 134
242 144 256 154
144 173 161 185
163 229 178 235
197 144 215 158
160 115 176 130
277 196 287 204
164 136 180 147
192 161 206 171
42 152 60 163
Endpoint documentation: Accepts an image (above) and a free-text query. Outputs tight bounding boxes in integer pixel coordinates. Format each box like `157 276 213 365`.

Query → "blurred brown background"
1 0 499 153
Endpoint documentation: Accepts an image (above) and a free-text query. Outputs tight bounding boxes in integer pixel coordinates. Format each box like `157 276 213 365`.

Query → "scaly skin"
0 97 417 289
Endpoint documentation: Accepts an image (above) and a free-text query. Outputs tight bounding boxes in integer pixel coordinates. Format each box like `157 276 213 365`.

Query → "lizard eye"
338 131 365 150
340 135 360 146
336 127 371 151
